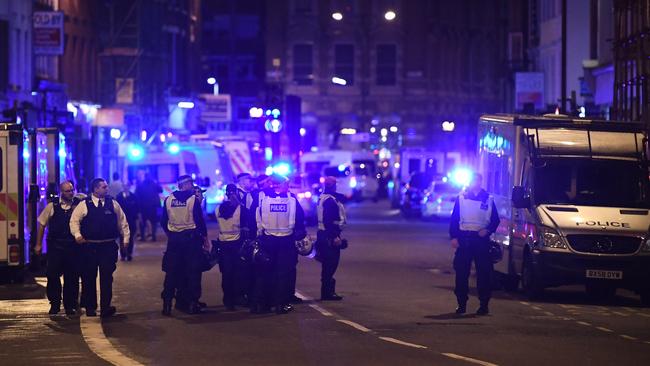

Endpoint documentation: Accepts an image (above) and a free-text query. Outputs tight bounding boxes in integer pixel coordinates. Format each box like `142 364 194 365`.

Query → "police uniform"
37 197 81 314
70 195 130 317
316 191 347 300
449 188 500 314
252 188 306 314
160 189 207 314
216 198 249 310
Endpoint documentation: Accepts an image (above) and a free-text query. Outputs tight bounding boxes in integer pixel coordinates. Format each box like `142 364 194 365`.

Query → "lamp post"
207 77 219 95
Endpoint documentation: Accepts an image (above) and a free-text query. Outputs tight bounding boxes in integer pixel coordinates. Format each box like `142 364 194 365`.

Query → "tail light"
9 245 20 264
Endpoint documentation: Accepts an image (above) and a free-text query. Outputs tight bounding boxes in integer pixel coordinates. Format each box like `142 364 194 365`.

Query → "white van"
300 150 378 200
478 114 650 304
124 142 234 215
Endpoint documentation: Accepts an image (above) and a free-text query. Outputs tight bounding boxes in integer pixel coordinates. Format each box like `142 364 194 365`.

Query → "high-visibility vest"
217 204 241 241
317 193 346 231
458 193 493 232
257 192 296 237
165 193 197 232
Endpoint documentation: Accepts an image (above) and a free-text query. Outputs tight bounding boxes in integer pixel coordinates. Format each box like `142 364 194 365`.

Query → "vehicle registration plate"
586 269 623 280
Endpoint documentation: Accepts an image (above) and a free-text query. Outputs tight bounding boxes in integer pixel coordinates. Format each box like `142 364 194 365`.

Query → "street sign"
515 72 544 111
33 12 64 55
199 94 231 122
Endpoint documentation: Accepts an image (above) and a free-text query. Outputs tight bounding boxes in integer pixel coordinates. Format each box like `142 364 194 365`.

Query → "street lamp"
332 12 343 21
384 10 396 21
207 77 219 95
332 77 347 86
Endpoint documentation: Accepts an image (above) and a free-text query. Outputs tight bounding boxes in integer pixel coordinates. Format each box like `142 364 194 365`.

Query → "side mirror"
512 186 530 209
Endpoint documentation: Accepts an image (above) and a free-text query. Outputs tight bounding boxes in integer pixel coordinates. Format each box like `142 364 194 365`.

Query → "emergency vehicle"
124 141 234 215
300 150 378 200
0 122 73 282
478 114 650 304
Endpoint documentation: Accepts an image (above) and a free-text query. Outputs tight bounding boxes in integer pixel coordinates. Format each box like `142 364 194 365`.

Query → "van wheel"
521 255 543 300
585 283 616 302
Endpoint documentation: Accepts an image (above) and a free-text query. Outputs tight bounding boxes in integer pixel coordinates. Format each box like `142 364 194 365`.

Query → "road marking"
531 306 543 311
576 321 592 326
441 352 498 366
620 335 638 341
34 276 48 288
543 311 555 316
337 319 372 333
295 291 335 317
638 313 650 318
80 316 144 366
644 341 650 345
519 301 530 306
379 337 427 349
612 311 628 317
596 326 614 333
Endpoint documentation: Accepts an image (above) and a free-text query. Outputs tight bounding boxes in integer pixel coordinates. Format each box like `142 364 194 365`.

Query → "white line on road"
379 337 428 349
519 301 530 306
620 335 638 341
441 352 498 366
337 319 372 333
80 316 144 366
612 311 629 317
576 321 592 326
596 326 614 333
309 304 334 317
34 276 48 288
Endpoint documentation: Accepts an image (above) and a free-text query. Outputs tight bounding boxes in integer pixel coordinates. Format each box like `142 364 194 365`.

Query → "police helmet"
295 235 314 256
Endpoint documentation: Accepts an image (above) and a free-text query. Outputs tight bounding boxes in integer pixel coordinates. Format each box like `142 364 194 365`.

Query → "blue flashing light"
58 148 67 158
387 181 394 190
337 164 346 172
349 176 358 188
264 147 273 161
273 162 291 177
127 145 145 161
449 168 473 187
23 149 30 160
168 143 180 154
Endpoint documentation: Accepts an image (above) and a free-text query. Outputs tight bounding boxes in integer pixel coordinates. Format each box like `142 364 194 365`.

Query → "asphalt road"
2 200 650 365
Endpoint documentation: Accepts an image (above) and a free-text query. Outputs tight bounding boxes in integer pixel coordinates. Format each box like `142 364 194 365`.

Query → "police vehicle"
478 114 650 304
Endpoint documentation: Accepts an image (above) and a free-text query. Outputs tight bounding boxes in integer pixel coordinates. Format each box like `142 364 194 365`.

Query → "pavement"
1 200 650 365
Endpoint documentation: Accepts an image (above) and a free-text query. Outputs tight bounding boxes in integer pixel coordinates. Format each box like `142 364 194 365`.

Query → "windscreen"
534 158 650 208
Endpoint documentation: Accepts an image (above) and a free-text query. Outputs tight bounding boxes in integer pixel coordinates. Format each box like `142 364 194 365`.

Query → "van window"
324 166 350 178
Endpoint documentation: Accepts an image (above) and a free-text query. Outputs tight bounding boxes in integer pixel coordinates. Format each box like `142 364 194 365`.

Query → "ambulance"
478 114 650 304
124 141 234 215
0 122 72 282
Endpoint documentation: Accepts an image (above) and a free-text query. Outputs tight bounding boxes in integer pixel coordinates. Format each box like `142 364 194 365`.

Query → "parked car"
421 179 462 219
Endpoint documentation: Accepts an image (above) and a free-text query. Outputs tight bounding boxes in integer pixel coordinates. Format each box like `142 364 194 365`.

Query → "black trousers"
120 219 137 259
161 232 203 305
453 236 493 306
218 240 243 307
319 247 341 297
46 242 81 309
253 235 296 308
81 241 118 311
140 207 158 240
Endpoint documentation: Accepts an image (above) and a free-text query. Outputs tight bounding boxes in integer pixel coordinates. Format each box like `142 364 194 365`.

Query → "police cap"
178 175 193 185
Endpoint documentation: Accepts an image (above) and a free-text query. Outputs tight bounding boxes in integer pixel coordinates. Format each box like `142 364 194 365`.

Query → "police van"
478 114 650 304
300 150 378 200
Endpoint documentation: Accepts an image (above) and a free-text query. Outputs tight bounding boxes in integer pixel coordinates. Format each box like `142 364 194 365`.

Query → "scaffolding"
613 0 650 125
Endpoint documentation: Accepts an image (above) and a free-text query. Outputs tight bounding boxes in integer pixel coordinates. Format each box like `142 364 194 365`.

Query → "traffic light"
264 108 282 133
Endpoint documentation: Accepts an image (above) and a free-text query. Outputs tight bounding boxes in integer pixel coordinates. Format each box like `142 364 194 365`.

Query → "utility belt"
84 238 118 244
46 237 77 249
168 229 203 241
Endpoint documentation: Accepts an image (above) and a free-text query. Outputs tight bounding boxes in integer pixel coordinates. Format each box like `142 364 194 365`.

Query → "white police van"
478 114 650 304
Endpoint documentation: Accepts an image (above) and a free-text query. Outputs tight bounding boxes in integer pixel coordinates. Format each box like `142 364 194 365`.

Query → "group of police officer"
37 168 498 319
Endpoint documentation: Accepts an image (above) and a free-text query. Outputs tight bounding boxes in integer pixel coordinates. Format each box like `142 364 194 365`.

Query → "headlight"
538 226 568 249
642 237 650 252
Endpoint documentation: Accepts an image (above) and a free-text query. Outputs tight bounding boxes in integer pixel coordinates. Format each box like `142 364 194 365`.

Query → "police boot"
48 303 60 315
476 303 489 316
188 302 203 314
162 299 172 316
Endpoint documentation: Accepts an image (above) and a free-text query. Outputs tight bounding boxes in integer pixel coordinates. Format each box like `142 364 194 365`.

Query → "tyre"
521 255 544 300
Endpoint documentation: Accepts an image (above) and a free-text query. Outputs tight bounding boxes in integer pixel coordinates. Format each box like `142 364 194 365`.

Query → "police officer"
236 173 255 210
251 174 306 314
216 184 249 311
116 181 139 261
160 175 210 316
316 176 347 301
449 173 500 315
70 178 130 318
36 181 81 315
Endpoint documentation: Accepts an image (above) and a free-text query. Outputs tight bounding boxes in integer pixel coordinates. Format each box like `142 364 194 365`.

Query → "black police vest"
47 198 80 244
80 197 119 241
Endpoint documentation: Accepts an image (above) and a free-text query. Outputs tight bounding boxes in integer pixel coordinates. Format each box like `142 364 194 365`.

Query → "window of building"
334 44 354 86
376 44 397 86
293 44 313 85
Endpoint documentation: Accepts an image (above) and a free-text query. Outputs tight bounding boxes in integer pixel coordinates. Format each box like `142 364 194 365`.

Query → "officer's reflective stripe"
317 194 347 231
258 192 296 236
458 194 493 231
217 205 241 241
166 194 197 232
